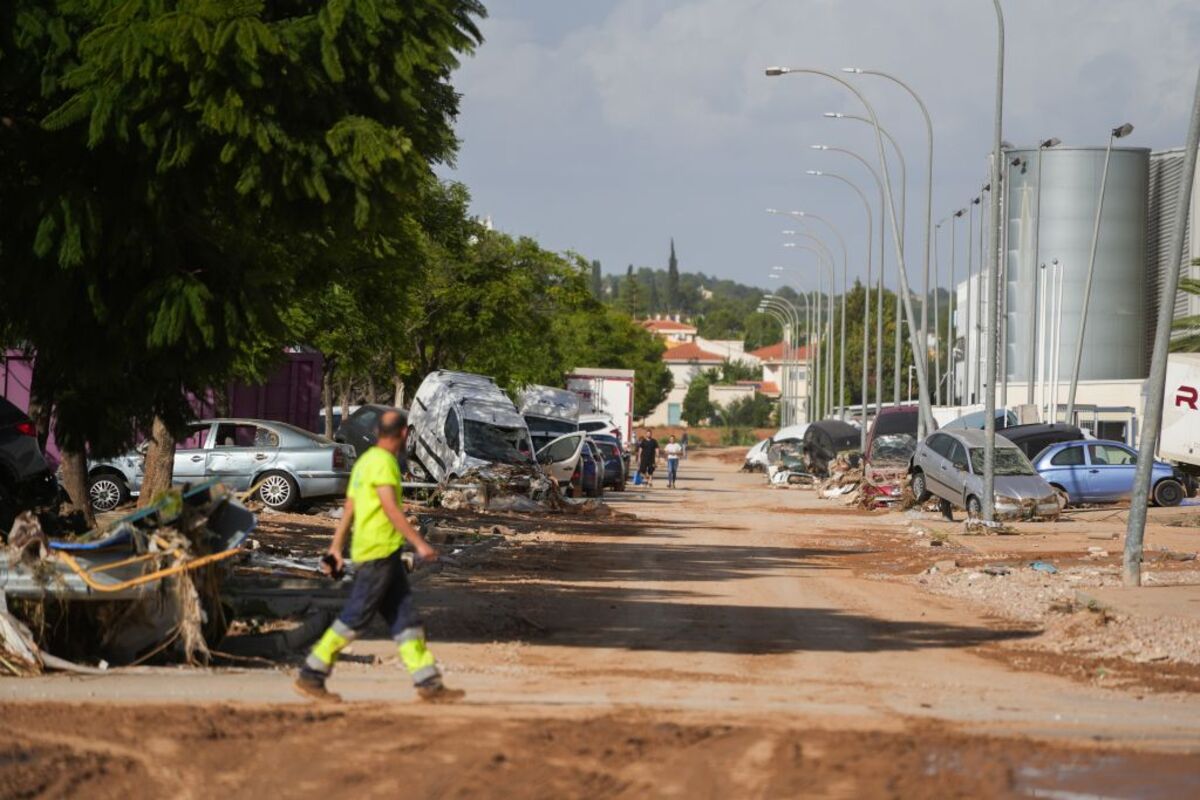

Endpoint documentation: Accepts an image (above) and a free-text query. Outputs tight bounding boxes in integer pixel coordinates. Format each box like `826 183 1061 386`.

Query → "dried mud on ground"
3 703 1199 800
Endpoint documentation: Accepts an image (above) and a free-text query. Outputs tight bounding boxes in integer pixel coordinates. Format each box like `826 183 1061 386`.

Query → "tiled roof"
662 341 725 363
641 318 697 333
748 341 810 363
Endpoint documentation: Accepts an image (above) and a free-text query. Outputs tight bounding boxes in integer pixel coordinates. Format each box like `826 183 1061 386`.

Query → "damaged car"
910 429 1062 520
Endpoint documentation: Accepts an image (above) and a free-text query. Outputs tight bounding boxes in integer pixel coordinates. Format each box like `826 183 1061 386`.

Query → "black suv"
0 397 59 532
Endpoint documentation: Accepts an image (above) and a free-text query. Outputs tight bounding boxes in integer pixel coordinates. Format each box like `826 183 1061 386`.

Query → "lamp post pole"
771 265 817 423
1027 137 1061 406
980 0 1006 523
1126 69 1200 586
775 250 828 418
761 299 800 425
843 68 936 429
810 144 888 425
933 218 947 405
808 170 874 450
765 66 935 435
1064 122 1136 425
784 237 837 416
828 112 907 409
949 208 965 404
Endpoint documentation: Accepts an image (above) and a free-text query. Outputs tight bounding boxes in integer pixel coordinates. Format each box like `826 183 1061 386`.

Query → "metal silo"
1004 146 1149 384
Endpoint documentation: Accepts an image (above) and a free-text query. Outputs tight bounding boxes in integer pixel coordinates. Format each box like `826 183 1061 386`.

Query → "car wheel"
88 472 130 513
1153 478 1184 508
910 470 930 503
614 477 625 492
258 471 299 511
965 495 982 518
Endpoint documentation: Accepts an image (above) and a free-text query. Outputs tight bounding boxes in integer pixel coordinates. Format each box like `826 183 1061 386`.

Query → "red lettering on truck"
1177 385 1199 410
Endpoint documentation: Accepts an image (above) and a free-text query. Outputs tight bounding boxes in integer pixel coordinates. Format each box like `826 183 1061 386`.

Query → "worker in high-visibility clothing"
295 408 463 703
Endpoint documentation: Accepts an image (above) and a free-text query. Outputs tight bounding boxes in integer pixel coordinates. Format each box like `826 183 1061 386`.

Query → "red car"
862 406 934 507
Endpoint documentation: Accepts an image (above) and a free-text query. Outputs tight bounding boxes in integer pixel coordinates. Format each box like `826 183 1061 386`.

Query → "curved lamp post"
810 144 887 424
826 111 908 408
764 66 934 435
781 237 836 416
773 260 822 420
764 283 812 423
807 169 874 449
1026 136 1061 405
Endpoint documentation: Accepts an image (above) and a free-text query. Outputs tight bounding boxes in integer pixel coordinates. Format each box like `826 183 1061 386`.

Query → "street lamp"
808 169 874 449
982 0 1007 523
771 210 849 420
810 144 888 424
825 111 908 409
759 300 799 425
761 294 804 425
1025 137 1062 405
764 66 935 434
933 217 947 406
1064 122 1136 425
949 208 966 404
769 269 815 422
774 258 824 419
843 67 936 428
781 237 836 416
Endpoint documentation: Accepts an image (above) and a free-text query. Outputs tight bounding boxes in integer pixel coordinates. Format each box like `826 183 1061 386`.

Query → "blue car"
1033 439 1185 507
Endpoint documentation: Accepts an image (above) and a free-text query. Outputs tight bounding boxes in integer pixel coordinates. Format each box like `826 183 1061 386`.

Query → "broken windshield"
464 420 532 465
869 433 916 465
969 447 1035 476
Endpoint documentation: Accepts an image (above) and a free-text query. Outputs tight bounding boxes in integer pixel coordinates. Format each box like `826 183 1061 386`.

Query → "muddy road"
3 453 1200 797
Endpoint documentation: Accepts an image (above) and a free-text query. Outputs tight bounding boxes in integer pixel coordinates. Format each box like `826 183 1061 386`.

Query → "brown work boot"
416 678 465 703
294 673 342 704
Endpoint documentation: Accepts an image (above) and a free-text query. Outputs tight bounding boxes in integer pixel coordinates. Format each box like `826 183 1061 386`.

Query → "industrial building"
951 143 1200 442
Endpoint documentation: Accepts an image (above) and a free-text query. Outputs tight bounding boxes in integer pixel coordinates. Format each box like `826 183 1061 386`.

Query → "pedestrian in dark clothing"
637 429 659 487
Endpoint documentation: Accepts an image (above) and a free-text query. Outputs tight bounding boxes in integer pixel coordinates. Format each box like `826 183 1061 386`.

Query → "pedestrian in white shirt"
664 435 683 488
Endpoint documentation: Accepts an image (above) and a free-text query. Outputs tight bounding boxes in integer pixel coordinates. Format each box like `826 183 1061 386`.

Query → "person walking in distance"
295 409 463 704
664 434 683 488
637 429 659 488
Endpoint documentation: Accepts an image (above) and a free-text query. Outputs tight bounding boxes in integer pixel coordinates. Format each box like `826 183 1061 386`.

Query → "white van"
408 371 586 486
519 385 581 452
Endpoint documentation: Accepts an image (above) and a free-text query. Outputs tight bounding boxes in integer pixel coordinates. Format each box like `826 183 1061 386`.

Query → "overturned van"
408 371 587 487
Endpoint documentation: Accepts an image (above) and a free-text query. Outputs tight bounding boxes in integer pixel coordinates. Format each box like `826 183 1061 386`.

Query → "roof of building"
662 341 725 363
641 318 697 333
748 341 810 363
759 382 781 395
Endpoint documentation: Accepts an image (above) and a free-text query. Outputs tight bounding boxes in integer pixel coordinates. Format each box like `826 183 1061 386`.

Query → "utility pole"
1124 68 1200 586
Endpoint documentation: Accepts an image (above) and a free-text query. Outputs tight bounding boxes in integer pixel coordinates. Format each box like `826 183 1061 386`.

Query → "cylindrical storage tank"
1004 146 1148 383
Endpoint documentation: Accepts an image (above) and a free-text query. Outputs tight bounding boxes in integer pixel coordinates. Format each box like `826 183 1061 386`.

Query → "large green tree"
0 0 485 509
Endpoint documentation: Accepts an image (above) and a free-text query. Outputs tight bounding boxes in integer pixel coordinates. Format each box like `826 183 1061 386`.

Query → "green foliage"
715 359 760 385
0 0 485 454
718 394 774 428
666 238 680 312
681 370 715 426
590 259 603 300
619 265 642 317
742 313 782 352
1170 260 1200 352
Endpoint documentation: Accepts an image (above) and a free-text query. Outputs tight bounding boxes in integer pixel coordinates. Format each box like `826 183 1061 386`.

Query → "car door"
1042 444 1087 502
922 433 953 497
172 423 214 483
1086 443 1137 503
535 432 586 483
944 439 970 501
206 423 278 490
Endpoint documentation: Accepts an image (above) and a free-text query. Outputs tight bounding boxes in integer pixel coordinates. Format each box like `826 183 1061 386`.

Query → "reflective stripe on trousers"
396 625 439 685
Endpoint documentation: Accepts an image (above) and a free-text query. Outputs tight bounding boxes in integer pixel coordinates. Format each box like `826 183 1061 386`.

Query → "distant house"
694 337 759 366
644 341 725 427
747 341 809 413
640 317 698 347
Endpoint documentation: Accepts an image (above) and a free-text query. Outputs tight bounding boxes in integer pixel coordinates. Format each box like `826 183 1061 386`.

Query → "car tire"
965 495 982 518
614 477 625 492
257 471 299 511
1153 478 1185 508
910 470 930 503
88 472 130 513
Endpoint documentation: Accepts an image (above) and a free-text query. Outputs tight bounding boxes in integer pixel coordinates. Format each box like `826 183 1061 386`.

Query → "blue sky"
443 0 1200 291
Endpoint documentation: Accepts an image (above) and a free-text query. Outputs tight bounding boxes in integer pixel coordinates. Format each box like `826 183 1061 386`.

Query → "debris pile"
0 482 254 673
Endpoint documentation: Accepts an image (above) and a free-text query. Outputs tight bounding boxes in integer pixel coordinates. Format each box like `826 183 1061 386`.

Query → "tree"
743 313 782 352
667 238 680 312
721 394 774 427
590 260 603 300
1170 259 1200 352
619 265 642 317
682 370 715 425
0 1 485 510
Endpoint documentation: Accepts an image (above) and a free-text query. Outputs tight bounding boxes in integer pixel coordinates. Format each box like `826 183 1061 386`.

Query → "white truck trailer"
1161 353 1200 493
565 368 635 446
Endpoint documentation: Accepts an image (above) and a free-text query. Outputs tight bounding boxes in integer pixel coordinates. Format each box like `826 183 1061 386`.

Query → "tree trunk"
322 368 335 439
137 416 176 509
340 382 350 426
393 376 405 408
59 449 96 528
366 375 377 405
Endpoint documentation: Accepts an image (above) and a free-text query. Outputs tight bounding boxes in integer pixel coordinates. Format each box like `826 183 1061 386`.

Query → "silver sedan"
909 428 1062 520
88 419 356 512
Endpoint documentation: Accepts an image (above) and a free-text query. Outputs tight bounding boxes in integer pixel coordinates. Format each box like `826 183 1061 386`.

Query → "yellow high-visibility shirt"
347 446 403 562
